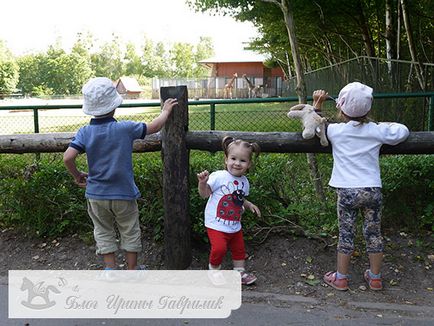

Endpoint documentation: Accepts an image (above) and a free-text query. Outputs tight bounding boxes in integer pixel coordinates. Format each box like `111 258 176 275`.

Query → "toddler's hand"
244 200 261 217
197 170 209 184
312 90 328 109
249 204 261 218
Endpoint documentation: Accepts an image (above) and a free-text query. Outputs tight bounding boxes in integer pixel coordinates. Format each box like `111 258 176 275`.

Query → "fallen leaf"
427 288 433 291
300 273 307 278
305 279 320 286
389 279 398 286
306 256 313 263
307 274 315 280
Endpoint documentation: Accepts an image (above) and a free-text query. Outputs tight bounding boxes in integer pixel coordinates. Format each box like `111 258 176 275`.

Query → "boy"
64 77 177 270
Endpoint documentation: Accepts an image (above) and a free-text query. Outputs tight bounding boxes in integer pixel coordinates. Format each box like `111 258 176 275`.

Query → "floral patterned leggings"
336 187 383 255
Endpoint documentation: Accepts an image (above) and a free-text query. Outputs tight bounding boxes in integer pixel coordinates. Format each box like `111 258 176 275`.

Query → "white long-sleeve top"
327 121 409 188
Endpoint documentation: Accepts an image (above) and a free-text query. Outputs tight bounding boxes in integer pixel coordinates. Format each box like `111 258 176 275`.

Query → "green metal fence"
0 92 433 135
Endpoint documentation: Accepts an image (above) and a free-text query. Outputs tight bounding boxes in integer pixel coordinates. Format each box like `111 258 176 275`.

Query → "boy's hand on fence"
197 170 209 184
312 90 328 110
162 98 178 115
74 172 88 188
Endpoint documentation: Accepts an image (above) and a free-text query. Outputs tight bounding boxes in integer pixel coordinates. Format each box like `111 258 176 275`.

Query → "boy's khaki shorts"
87 199 142 255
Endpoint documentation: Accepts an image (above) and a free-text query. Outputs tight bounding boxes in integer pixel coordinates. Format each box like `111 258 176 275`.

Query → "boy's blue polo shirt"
69 117 147 200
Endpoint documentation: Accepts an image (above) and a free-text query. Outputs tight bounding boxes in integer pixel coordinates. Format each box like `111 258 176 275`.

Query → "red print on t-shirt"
216 180 245 224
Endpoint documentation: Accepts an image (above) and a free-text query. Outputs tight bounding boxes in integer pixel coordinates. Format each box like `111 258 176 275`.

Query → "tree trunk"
356 0 376 58
396 0 401 60
385 0 395 79
280 0 326 202
281 0 306 103
400 0 425 90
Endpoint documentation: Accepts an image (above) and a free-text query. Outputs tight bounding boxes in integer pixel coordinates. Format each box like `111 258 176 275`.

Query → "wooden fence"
1 86 433 269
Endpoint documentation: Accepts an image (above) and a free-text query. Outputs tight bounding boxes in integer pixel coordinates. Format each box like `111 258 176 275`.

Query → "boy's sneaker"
98 267 118 282
364 270 383 291
323 271 349 291
240 271 257 285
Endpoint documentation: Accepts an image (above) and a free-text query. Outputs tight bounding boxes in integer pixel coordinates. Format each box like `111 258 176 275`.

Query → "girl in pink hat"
314 82 409 291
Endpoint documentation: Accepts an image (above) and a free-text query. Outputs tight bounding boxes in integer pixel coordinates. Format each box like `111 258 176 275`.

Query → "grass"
2 102 301 134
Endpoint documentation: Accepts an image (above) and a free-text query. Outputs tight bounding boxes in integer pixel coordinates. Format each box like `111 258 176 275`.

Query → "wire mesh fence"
0 92 432 137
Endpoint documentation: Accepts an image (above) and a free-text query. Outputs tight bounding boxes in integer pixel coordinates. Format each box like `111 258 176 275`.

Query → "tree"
188 0 326 201
17 46 93 96
194 37 214 77
0 41 19 97
124 42 143 77
169 43 195 78
17 54 42 95
91 34 124 80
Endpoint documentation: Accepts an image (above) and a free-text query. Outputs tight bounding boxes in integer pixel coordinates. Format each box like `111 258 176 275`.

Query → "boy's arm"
146 98 178 135
63 147 87 188
243 199 261 217
197 170 212 198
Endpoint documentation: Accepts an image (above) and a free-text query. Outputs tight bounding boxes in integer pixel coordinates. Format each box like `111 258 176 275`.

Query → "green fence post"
429 96 434 131
210 103 216 130
33 108 39 133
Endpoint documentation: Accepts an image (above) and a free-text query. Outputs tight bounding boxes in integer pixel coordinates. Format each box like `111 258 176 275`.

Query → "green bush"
381 155 434 231
0 153 432 240
0 154 91 236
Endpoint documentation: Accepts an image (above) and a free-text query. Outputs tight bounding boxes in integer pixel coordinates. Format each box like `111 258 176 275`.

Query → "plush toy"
287 104 328 146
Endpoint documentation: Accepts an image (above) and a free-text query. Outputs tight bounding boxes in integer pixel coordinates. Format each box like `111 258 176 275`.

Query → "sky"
0 0 259 58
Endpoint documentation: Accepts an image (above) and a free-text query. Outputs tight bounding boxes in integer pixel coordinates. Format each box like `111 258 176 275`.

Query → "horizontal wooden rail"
0 131 433 154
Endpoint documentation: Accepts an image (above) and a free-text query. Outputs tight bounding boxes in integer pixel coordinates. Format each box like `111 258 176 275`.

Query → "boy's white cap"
82 77 123 116
336 82 373 118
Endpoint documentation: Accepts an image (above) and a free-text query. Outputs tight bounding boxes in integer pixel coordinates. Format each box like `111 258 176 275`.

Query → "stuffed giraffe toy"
287 103 329 146
224 73 238 99
242 74 261 98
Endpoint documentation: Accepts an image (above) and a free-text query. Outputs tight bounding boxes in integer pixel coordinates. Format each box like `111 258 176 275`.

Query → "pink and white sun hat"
336 82 373 118
82 77 123 116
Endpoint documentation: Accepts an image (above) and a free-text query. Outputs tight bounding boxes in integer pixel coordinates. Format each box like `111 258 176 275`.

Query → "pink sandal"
323 271 349 291
364 270 383 291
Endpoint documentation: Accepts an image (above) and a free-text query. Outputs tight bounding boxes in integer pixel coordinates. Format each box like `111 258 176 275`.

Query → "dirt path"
1 228 433 307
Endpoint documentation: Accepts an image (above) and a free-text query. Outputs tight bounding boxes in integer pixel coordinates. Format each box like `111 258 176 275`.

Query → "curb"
242 290 434 316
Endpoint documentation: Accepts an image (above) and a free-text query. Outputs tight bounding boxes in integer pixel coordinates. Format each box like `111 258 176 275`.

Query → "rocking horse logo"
20 277 61 310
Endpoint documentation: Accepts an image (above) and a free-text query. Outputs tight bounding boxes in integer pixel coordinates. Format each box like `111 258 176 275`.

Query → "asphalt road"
2 283 434 326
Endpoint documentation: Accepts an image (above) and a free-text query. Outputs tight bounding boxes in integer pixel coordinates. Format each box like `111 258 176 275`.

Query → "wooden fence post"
160 86 191 269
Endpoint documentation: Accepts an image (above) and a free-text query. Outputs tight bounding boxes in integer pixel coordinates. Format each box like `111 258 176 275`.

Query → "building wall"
208 62 284 79
215 62 265 78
